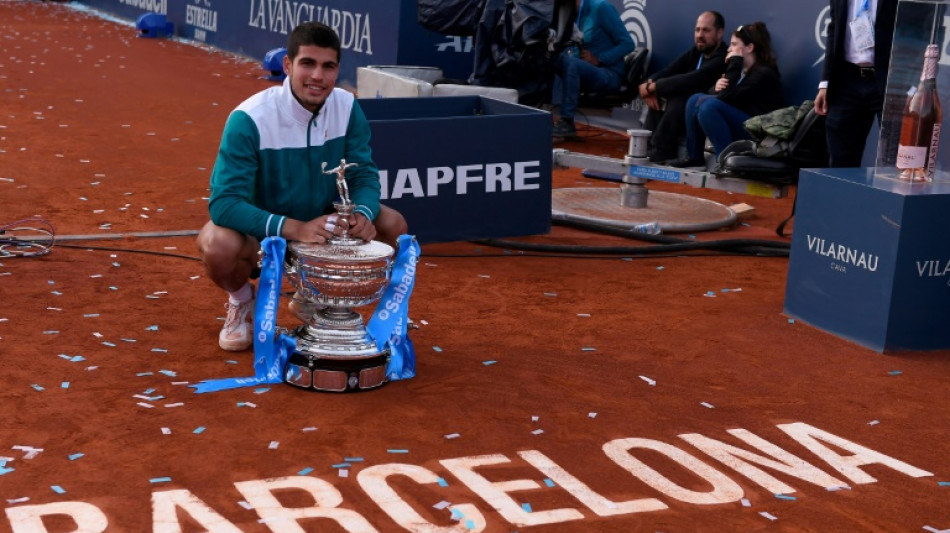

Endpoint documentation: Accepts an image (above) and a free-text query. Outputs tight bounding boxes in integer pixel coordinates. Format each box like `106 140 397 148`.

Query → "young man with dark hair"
197 22 407 352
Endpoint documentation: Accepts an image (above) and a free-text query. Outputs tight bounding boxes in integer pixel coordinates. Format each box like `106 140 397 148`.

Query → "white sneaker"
219 297 254 351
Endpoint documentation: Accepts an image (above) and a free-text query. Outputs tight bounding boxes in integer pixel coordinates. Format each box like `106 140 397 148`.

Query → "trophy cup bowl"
284 235 394 392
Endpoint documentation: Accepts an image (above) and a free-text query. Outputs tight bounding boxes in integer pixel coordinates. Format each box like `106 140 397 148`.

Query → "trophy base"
283 323 390 392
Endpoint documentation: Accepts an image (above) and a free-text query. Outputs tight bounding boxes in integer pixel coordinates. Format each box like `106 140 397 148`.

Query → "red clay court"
1 2 948 532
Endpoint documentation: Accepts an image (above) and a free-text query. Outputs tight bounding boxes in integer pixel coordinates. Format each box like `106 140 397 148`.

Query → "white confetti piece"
700 402 715 409
868 420 880 426
740 498 751 507
302 427 317 432
639 375 656 386
137 402 154 409
588 412 597 418
238 501 253 510
338 469 349 478
444 433 461 440
268 441 279 450
759 512 777 521
161 428 171 435
433 501 452 510
531 429 544 435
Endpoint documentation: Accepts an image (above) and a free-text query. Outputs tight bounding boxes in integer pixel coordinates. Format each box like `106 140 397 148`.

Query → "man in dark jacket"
638 11 727 163
814 0 898 167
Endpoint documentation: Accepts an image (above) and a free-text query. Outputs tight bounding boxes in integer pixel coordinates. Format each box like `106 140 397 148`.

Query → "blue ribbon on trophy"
191 236 296 394
366 234 420 381
192 234 420 393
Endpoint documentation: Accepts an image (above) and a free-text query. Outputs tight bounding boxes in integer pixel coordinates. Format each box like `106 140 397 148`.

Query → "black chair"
714 107 828 186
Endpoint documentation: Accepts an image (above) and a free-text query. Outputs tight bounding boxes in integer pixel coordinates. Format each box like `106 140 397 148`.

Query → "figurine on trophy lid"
282 159 395 392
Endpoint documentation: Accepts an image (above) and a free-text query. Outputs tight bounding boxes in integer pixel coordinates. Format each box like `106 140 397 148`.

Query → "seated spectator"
551 0 635 140
639 11 728 163
671 21 784 168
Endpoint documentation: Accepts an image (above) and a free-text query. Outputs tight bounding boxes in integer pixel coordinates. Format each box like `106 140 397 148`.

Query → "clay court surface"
1 2 949 532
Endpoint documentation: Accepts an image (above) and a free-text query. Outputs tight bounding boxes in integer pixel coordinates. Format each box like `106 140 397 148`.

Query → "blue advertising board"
784 168 950 352
77 0 474 85
77 0 836 108
359 96 552 243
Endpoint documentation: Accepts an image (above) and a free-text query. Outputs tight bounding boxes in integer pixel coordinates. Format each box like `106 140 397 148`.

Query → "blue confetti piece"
51 485 66 494
254 387 270 394
787 318 795 324
387 449 409 454
61 382 70 389
433 346 443 352
888 370 902 376
70 356 85 362
298 467 314 476
58 354 71 361
31 384 45 392
193 427 206 434
450 508 464 520
146 325 159 331
775 493 797 501
544 478 555 487
149 477 172 484
109 286 118 291
521 503 533 512
437 477 448 487
68 453 84 461
938 481 950 486
159 369 176 376
483 360 497 365
656 266 665 270
0 466 14 476
144 388 156 394
332 463 351 469
465 519 476 530
344 457 364 462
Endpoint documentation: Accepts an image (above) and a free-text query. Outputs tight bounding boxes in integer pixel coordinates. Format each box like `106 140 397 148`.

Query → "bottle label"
896 145 927 169
927 123 942 176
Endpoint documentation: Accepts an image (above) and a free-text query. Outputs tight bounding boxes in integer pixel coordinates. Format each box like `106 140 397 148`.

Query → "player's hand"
283 214 347 244
347 213 377 242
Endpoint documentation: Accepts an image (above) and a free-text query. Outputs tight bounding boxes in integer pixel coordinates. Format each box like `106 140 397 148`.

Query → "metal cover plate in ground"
551 187 736 233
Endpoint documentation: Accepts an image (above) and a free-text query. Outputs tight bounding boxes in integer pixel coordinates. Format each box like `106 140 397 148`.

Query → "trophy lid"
289 239 394 262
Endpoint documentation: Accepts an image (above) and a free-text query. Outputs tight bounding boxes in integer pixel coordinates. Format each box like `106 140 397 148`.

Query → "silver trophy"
283 159 395 392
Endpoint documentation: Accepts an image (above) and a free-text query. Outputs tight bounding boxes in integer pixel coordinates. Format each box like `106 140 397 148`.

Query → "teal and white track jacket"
208 78 380 240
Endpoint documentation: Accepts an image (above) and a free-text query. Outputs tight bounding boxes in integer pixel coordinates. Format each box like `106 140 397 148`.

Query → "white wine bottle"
896 44 942 182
